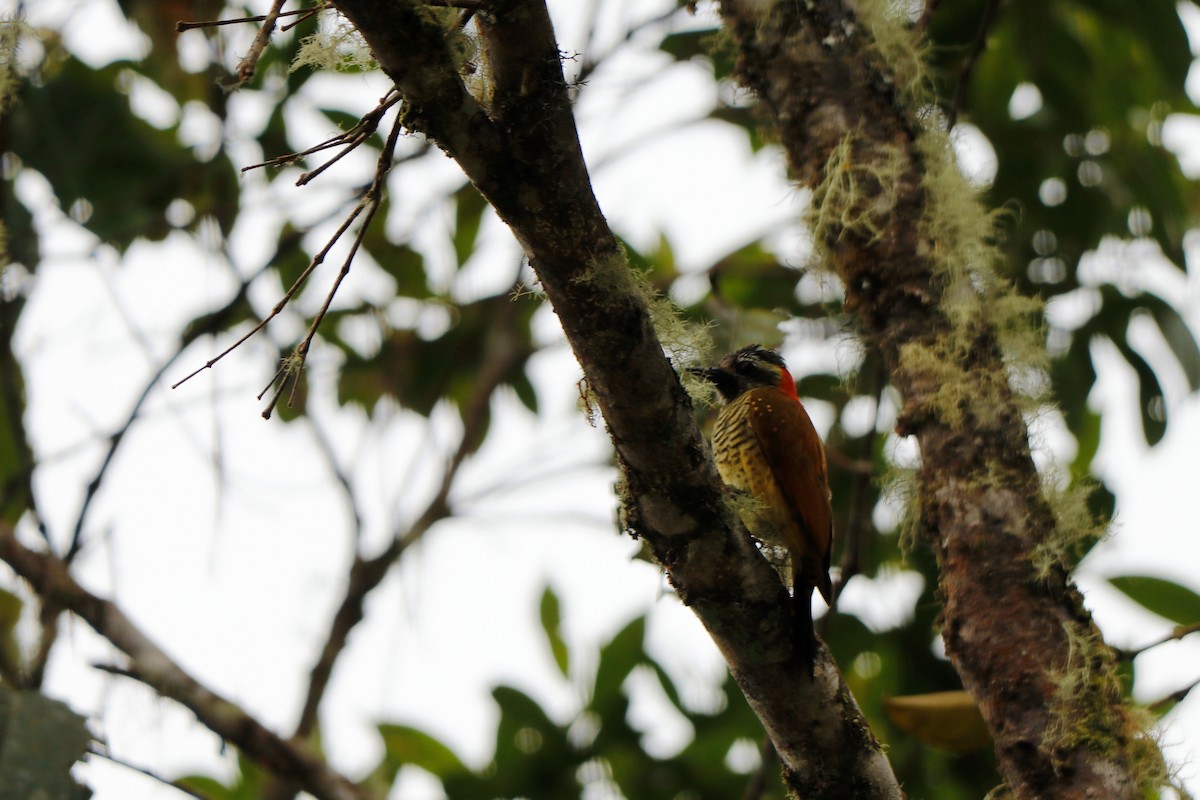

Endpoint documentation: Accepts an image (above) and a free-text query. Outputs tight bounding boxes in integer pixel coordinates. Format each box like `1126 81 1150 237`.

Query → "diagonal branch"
0 523 372 800
330 1 899 796
232 0 287 87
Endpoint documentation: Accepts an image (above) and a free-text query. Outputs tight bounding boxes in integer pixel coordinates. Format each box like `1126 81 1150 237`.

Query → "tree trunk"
717 1 1149 797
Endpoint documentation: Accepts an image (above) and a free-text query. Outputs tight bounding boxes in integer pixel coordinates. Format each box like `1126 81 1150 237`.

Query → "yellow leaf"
883 690 992 752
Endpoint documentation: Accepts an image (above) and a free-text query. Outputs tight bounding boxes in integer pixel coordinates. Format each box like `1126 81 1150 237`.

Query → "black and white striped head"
694 345 797 402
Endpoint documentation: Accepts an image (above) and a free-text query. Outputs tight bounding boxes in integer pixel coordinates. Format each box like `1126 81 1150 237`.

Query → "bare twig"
241 91 402 185
232 0 288 88
1148 674 1200 712
176 7 317 33
0 524 372 800
1119 620 1200 661
258 109 405 419
281 8 323 33
947 0 1002 129
177 97 414 401
305 413 365 546
172 200 370 391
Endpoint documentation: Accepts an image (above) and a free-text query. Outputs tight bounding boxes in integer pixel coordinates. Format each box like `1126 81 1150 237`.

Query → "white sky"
5 0 1200 797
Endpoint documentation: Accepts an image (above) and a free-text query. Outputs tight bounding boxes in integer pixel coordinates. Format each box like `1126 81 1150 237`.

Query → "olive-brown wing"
745 388 834 603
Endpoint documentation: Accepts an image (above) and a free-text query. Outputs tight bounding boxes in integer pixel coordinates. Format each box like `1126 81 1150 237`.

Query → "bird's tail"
792 565 818 676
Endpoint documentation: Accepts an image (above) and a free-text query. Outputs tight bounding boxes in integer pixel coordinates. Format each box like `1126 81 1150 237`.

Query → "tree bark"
716 1 1146 797
331 0 900 796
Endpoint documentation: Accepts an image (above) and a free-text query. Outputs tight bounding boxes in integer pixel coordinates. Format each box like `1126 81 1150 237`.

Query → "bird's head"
691 344 798 402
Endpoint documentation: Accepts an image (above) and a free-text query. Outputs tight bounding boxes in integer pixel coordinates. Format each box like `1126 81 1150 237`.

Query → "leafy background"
1 0 1198 797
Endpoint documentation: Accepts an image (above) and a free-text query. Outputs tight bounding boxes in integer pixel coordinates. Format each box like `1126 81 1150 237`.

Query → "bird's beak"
687 366 718 383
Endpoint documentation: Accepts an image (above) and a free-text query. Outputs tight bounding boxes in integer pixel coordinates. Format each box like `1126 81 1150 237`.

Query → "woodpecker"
694 344 834 670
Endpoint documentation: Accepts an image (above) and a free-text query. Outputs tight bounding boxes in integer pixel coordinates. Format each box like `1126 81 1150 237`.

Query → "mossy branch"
718 0 1165 796
329 1 901 796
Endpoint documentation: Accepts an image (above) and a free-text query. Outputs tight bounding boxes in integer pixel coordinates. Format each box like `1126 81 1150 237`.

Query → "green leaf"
378 244 431 300
590 616 645 713
707 241 803 312
1108 575 1200 626
658 28 734 80
0 589 22 683
376 724 467 780
539 586 570 678
0 688 91 800
0 309 33 524
10 58 234 250
176 751 265 800
509 371 539 414
1151 306 1200 392
1115 342 1167 445
452 185 488 269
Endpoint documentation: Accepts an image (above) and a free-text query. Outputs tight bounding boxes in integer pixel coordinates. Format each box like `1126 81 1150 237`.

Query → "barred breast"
711 389 792 547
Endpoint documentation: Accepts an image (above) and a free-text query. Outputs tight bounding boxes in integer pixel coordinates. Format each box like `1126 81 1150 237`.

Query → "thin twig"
306 414 365 546
1148 674 1200 712
232 0 288 88
0 524 370 800
176 7 316 33
172 200 370 391
241 91 401 181
576 4 682 87
1119 620 1200 661
258 110 404 419
178 98 410 399
68 243 300 563
947 0 1002 129
281 8 323 33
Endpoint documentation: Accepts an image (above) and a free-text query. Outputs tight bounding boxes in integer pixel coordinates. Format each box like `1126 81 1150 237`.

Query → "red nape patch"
777 367 799 399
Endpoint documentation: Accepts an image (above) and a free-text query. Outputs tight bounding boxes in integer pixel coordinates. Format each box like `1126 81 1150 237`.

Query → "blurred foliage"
1 1 1199 799
0 687 91 800
660 2 1200 453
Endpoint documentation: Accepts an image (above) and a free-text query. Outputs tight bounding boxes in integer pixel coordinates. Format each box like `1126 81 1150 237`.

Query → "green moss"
839 12 1178 792
1042 622 1182 796
0 20 25 114
857 0 930 103
1043 621 1124 756
1031 478 1108 579
879 462 921 557
575 248 714 407
896 341 971 428
292 13 376 73
809 134 910 249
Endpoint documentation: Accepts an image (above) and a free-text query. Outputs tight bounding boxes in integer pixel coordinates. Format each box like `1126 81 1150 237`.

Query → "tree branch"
0 523 372 800
329 1 899 796
717 0 1149 796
